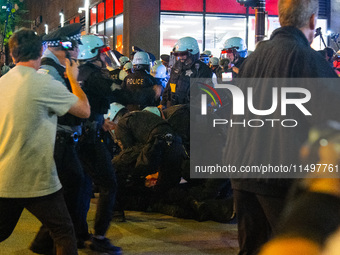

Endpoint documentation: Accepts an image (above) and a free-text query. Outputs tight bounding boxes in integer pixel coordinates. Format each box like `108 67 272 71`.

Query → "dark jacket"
225 26 339 196
115 111 173 148
109 68 123 85
113 111 182 188
121 70 158 109
161 60 212 107
78 62 130 123
163 104 190 150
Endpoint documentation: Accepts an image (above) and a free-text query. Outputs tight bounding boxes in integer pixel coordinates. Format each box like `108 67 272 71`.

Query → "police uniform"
113 111 184 196
77 55 128 248
216 56 246 83
109 68 123 85
30 23 85 252
121 69 158 110
161 54 171 80
161 59 212 107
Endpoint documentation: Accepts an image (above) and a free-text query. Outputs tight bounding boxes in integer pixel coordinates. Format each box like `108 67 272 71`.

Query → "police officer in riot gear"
106 103 184 207
209 57 220 75
119 61 133 81
151 63 168 98
217 37 247 81
30 23 86 254
121 51 160 111
203 50 212 58
160 36 212 108
200 53 210 65
76 34 122 254
109 55 130 86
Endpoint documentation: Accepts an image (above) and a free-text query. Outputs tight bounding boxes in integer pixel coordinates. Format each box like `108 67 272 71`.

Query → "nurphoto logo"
201 83 312 128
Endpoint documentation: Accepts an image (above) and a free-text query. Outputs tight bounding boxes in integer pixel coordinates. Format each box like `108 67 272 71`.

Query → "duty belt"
56 130 79 144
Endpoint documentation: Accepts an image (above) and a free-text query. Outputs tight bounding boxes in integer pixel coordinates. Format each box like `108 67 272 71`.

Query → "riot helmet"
132 51 151 72
200 54 210 65
209 57 219 67
171 36 200 69
143 106 161 117
221 37 247 61
119 56 130 66
203 50 212 57
78 35 119 69
151 64 167 79
123 62 133 72
119 62 133 80
104 102 127 122
150 64 167 89
154 60 162 66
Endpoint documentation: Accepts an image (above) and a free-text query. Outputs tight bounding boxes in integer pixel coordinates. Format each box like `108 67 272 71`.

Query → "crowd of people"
2 0 340 254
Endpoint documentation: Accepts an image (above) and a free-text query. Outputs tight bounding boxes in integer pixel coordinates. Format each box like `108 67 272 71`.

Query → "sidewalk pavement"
0 199 238 255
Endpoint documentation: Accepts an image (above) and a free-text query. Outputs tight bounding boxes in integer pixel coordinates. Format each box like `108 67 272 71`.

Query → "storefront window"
205 15 246 57
160 14 203 55
90 7 97 26
97 22 105 35
106 18 114 50
247 16 280 51
247 16 328 51
90 26 96 34
311 19 328 50
115 14 124 53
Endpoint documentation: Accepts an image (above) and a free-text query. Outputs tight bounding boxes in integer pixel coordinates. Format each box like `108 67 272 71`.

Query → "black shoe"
191 200 210 222
112 210 126 222
87 237 122 254
29 244 54 255
77 233 92 249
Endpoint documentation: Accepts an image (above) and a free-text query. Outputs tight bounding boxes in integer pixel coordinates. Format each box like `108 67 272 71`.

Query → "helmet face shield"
172 51 191 63
222 48 237 54
221 48 237 61
100 47 120 70
173 50 191 57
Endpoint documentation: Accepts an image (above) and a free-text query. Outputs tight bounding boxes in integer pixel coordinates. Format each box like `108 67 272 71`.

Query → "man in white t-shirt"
0 28 90 255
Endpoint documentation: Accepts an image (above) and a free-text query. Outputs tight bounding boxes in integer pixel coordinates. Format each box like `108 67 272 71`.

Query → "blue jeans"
0 190 78 255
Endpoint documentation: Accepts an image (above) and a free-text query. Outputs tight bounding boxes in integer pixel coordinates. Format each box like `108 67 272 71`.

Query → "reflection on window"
97 23 104 35
90 26 96 34
247 17 327 51
247 16 280 51
106 19 114 50
116 34 123 53
205 15 246 57
160 14 203 55
311 19 327 50
115 15 124 53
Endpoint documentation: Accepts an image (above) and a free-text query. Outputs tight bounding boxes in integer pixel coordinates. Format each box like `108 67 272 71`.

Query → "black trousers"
31 136 84 249
0 190 77 255
233 189 285 255
78 139 118 237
